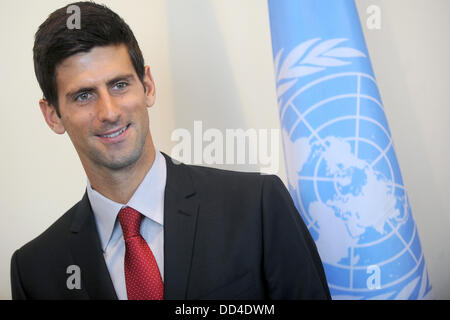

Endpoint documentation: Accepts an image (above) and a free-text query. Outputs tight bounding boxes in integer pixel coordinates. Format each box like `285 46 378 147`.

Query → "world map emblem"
275 38 432 299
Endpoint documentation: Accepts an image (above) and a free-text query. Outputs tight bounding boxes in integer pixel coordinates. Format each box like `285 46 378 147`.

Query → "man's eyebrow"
106 74 135 87
66 87 96 100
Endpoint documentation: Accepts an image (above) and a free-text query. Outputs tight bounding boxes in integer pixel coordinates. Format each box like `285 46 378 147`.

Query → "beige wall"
0 0 448 299
355 0 450 299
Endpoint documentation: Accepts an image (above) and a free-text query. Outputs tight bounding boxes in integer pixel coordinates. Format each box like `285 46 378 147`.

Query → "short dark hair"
33 1 145 117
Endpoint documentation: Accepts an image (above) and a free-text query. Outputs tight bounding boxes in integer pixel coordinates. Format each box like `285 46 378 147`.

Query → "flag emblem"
275 38 431 299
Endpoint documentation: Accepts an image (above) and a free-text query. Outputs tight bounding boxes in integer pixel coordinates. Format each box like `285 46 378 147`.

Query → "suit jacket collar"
69 192 118 300
161 152 199 299
68 152 199 300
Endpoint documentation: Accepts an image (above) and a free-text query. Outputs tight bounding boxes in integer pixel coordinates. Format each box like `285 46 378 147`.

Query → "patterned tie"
118 206 164 300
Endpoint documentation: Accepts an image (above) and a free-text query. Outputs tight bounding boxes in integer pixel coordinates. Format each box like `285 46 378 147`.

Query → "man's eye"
113 82 128 90
75 92 92 102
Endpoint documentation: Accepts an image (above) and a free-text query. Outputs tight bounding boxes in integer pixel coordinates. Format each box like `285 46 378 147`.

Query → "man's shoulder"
187 162 262 179
185 162 259 184
181 162 286 197
14 199 83 260
163 152 286 193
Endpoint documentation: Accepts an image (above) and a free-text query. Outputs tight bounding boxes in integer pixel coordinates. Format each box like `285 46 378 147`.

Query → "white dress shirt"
86 150 166 300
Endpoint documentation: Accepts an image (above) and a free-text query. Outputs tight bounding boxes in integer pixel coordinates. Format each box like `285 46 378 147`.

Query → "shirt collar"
87 150 167 252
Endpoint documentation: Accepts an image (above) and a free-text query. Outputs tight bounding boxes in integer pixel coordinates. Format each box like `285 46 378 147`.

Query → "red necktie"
118 206 164 300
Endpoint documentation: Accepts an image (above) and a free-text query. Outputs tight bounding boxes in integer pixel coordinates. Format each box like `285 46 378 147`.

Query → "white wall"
355 0 450 299
0 0 448 299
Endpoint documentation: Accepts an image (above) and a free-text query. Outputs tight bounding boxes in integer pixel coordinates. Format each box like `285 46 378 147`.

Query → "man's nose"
95 89 121 123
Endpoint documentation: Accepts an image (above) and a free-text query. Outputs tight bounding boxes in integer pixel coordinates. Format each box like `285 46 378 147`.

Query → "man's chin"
91 150 143 171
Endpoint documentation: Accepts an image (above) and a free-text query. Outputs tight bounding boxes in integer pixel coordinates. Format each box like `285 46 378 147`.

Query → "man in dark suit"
10 1 330 300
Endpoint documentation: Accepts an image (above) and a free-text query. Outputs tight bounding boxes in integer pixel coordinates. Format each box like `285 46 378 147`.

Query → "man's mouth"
98 124 130 139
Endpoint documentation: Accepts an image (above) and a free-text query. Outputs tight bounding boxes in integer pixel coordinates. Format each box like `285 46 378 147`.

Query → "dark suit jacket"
11 153 330 300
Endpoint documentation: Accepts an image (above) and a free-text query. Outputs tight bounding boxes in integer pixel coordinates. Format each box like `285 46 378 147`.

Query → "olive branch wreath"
274 38 366 100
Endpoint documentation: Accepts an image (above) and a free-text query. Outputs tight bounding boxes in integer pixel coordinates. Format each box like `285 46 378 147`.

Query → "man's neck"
85 142 156 204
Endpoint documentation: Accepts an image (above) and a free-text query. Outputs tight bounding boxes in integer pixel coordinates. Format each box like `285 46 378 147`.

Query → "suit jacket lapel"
67 153 199 300
162 153 199 299
69 193 118 300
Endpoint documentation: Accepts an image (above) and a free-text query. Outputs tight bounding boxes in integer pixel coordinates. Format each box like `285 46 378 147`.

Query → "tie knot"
118 207 143 240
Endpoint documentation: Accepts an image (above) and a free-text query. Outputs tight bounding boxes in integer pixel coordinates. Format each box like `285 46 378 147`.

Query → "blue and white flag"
267 0 432 299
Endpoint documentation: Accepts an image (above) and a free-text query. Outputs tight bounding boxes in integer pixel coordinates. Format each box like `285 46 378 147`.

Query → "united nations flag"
267 0 432 299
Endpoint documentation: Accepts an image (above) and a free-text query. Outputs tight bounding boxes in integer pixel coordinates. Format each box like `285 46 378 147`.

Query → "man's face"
40 44 155 173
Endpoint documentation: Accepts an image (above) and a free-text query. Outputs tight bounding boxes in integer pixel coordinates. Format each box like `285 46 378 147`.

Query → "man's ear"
143 66 156 108
39 99 66 135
